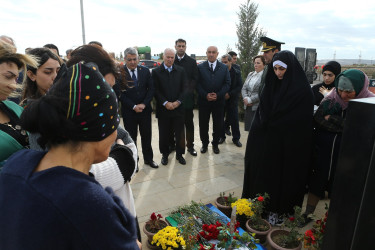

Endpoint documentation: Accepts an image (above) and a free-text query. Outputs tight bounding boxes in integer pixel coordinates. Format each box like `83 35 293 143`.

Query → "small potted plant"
303 205 328 249
143 212 168 245
245 193 272 244
215 192 238 217
267 206 304 250
231 198 254 229
151 226 186 249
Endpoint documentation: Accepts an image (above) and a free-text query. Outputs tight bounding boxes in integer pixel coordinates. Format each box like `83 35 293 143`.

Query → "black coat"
242 51 314 215
119 65 155 115
227 67 243 106
197 61 230 106
174 54 199 110
152 63 187 118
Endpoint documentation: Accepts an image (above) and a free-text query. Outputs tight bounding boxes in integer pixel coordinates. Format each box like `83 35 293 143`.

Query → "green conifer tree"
236 0 265 78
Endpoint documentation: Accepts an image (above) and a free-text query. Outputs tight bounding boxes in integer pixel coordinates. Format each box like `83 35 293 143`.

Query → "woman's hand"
324 115 330 121
319 86 332 97
137 240 142 249
243 98 248 106
116 139 125 145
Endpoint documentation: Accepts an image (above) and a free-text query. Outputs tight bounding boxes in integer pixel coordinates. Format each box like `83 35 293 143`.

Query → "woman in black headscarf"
242 50 314 224
311 61 341 106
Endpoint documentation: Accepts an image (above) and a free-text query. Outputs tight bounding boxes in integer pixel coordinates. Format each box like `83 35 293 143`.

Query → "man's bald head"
206 46 219 63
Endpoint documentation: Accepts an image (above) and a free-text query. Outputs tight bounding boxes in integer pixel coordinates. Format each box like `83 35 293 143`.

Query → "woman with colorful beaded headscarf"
25 45 141 243
0 62 140 249
67 44 142 242
301 69 375 226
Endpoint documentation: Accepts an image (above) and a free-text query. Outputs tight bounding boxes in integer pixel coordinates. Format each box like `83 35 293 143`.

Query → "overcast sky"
2 0 375 60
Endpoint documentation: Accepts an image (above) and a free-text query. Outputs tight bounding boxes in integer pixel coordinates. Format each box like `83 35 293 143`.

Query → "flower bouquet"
151 226 186 249
168 201 259 249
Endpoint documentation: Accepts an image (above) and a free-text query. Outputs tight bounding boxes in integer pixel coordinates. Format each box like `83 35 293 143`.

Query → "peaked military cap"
260 37 285 52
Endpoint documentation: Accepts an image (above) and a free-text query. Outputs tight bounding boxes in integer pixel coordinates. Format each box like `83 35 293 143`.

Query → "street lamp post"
80 0 86 44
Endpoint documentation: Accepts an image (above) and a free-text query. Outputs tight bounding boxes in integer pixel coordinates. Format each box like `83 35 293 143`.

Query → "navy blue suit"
197 60 230 146
119 65 155 162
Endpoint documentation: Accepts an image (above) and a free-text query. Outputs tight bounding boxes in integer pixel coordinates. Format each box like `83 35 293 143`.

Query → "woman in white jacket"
241 55 265 131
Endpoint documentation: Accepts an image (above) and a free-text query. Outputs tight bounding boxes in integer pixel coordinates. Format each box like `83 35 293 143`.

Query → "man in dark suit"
219 54 243 147
197 46 230 154
152 48 187 165
119 47 158 168
228 51 241 72
171 38 199 156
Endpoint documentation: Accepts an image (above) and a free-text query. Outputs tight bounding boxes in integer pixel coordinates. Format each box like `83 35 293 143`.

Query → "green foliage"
276 206 304 248
236 0 266 79
217 229 258 249
219 192 238 206
248 193 270 231
180 217 198 249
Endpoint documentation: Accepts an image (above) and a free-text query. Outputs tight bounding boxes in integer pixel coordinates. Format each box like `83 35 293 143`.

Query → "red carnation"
305 229 313 237
157 214 163 219
257 196 264 202
289 217 295 222
150 212 157 220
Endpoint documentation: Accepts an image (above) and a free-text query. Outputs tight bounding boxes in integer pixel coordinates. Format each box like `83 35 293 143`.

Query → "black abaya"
242 50 314 215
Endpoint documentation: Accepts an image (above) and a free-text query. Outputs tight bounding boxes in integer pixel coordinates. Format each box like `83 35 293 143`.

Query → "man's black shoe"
218 138 225 144
200 146 208 154
213 146 220 154
161 155 168 165
144 160 159 169
176 155 186 165
187 147 197 156
233 141 242 147
225 129 231 136
169 145 176 153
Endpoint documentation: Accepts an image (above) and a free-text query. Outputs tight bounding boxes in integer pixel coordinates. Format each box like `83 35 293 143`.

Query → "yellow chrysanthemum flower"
151 226 185 249
231 198 254 217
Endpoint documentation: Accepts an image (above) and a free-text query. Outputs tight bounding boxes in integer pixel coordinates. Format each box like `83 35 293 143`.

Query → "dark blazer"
174 54 199 109
227 67 243 106
197 60 231 106
119 65 154 115
152 63 187 118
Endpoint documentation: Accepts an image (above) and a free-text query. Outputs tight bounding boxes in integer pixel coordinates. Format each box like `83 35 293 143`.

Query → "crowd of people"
0 33 374 248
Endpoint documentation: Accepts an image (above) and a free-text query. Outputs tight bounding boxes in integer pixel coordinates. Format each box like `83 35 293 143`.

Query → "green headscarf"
335 69 365 96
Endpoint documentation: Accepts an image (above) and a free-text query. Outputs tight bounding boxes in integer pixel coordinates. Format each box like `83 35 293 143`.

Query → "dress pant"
158 116 185 155
199 103 224 147
169 108 195 149
223 100 240 141
122 111 153 162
